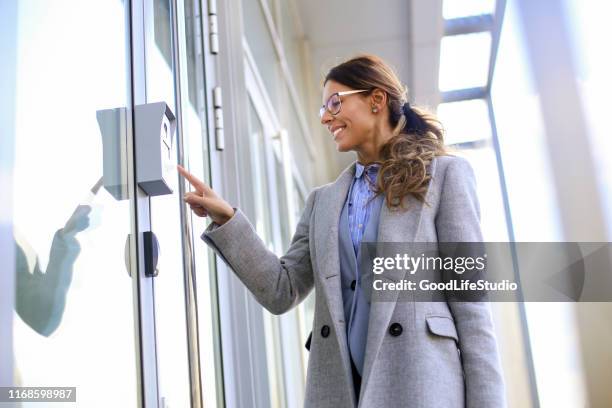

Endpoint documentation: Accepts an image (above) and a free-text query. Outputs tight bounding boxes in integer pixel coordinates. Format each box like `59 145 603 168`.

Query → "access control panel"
135 102 176 196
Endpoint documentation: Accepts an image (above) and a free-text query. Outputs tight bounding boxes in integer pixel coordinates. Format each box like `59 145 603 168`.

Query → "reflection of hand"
177 165 235 225
62 205 92 236
15 228 81 337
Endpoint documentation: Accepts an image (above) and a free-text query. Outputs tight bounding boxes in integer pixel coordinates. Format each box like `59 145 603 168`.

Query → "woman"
178 55 506 408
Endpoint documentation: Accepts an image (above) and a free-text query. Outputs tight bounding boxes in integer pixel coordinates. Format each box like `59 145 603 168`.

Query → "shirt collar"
355 161 380 181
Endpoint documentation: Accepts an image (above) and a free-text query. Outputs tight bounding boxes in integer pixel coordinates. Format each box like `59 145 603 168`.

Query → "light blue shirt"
339 162 384 376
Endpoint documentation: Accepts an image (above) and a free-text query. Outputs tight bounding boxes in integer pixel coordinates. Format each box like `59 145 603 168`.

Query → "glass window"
443 0 496 19
241 0 284 113
279 0 307 105
491 1 587 406
564 0 612 236
242 0 314 191
439 32 492 91
247 100 274 248
490 4 561 242
438 99 491 144
247 97 287 408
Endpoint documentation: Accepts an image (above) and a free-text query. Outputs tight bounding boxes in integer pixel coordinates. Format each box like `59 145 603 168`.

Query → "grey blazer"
201 155 506 408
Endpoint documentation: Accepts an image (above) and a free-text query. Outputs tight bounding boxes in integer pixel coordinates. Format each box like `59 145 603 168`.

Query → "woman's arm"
435 156 507 408
201 188 318 315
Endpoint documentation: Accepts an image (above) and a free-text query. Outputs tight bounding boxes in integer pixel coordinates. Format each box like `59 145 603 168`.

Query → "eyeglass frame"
319 89 369 119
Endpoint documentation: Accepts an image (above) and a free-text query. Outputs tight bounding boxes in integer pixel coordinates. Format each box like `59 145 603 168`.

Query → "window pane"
246 97 286 408
247 99 274 247
280 0 306 105
491 2 587 407
438 99 491 144
565 0 612 236
242 0 284 112
439 32 491 91
443 0 495 19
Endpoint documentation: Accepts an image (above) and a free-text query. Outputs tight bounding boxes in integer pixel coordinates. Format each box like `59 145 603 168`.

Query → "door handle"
124 232 160 278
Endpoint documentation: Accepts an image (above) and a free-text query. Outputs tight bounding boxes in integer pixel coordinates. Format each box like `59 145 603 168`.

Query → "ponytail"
402 102 429 135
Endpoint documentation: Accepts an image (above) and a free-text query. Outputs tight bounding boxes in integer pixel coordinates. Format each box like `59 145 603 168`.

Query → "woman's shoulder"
433 153 471 168
432 154 475 182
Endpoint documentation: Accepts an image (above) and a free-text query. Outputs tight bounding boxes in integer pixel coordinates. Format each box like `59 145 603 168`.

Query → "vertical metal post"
170 0 205 406
129 0 161 406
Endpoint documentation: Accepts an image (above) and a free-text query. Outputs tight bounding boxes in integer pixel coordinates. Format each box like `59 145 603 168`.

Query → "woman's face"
320 80 377 153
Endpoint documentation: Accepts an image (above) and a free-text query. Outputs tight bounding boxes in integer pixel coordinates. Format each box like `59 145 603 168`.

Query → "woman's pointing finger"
177 165 209 193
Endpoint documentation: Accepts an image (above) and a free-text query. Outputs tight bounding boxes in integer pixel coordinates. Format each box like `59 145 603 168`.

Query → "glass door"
11 0 140 406
9 0 213 406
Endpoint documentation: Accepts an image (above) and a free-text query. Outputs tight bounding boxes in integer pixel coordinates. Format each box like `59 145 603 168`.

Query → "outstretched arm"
178 165 317 315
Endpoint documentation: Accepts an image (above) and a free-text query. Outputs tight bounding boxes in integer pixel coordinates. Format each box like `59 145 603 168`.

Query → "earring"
372 107 378 113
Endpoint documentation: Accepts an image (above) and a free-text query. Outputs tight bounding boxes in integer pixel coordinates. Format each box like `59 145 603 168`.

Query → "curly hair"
324 54 451 210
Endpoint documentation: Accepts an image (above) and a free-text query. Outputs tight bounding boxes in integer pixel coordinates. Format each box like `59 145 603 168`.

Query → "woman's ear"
370 88 387 111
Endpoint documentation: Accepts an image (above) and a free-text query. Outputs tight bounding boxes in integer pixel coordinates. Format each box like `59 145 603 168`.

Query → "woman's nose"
320 110 333 125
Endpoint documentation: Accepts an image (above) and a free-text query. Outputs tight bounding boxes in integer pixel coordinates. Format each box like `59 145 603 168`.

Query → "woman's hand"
177 165 235 225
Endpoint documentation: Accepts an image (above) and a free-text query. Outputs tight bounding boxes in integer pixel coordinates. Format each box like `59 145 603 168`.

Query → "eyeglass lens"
320 94 342 118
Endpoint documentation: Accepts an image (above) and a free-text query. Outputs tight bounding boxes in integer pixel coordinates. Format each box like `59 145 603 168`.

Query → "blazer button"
321 325 330 338
389 322 403 337
350 280 356 291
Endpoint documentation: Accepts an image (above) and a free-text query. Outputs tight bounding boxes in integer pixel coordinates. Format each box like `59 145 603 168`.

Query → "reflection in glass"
15 202 94 337
97 108 129 200
13 1 136 404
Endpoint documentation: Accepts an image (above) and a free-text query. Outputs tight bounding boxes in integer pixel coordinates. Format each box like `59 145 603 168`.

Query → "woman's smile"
333 127 345 140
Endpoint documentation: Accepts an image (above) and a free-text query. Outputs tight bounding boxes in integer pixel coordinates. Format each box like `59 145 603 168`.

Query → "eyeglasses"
319 89 368 119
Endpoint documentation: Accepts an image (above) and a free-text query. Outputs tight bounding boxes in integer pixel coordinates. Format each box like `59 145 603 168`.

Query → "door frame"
128 0 160 406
